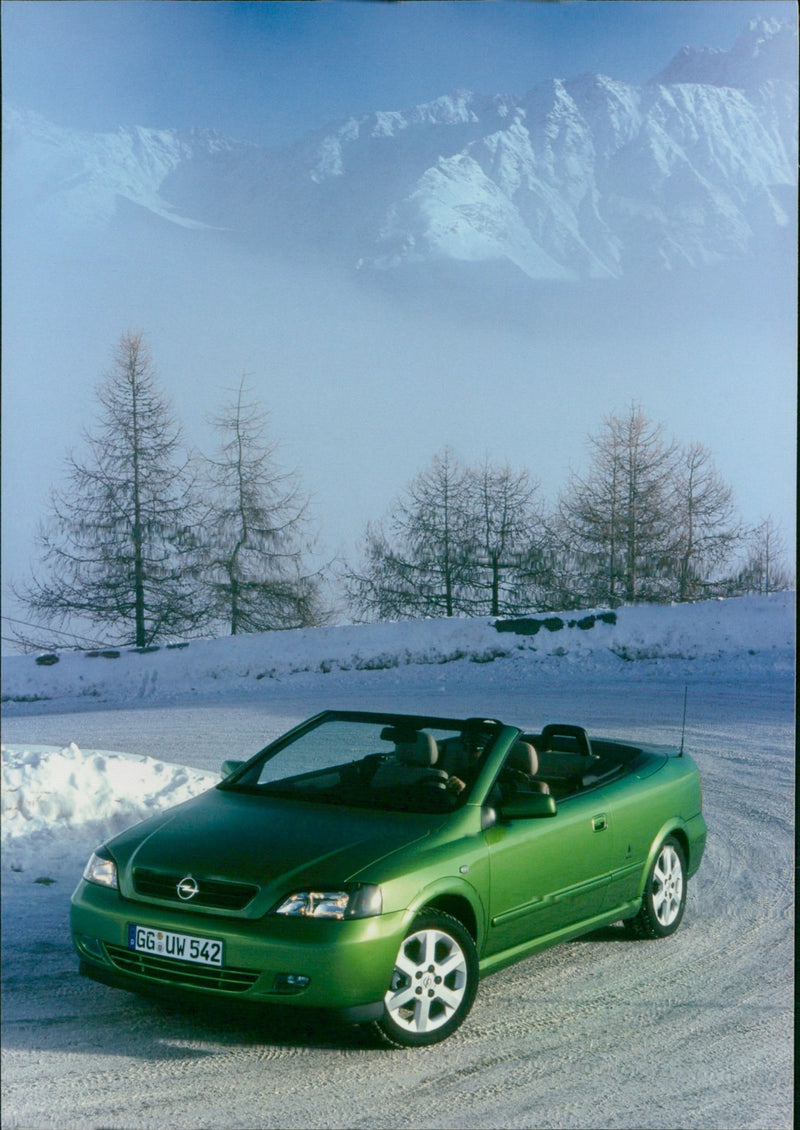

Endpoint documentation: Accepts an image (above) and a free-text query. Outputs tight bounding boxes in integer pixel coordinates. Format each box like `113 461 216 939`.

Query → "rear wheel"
373 909 478 1047
625 835 687 939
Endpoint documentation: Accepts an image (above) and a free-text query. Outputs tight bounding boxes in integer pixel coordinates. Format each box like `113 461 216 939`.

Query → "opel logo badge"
177 875 199 901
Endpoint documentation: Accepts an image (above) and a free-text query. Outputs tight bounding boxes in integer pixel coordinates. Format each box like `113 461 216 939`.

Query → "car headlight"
273 884 382 920
83 848 118 890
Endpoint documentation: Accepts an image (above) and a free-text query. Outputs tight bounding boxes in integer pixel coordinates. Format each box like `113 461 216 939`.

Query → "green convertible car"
71 709 707 1046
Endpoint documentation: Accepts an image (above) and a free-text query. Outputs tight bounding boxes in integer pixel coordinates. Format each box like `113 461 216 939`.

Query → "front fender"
402 875 488 951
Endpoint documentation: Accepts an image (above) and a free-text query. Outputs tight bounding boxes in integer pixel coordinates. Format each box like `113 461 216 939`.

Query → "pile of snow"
1 743 216 874
1 593 794 712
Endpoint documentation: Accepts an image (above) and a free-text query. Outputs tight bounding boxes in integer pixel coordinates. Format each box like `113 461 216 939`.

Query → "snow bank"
1 593 794 712
1 743 217 871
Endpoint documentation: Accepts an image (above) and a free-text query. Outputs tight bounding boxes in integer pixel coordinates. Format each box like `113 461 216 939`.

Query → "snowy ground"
1 594 794 1129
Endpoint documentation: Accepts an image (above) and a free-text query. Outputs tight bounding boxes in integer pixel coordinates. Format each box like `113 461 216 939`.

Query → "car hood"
109 786 437 909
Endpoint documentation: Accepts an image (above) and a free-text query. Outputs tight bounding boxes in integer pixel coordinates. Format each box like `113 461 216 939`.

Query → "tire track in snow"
1 680 793 1130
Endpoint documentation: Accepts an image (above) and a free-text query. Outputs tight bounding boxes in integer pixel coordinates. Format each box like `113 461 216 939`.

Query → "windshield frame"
217 710 508 813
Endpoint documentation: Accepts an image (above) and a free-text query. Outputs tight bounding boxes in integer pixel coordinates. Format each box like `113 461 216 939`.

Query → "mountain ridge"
3 17 796 280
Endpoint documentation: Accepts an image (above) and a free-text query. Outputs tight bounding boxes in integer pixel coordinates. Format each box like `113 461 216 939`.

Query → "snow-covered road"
1 597 794 1129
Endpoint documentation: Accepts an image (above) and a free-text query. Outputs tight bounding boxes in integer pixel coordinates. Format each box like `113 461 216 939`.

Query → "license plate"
128 924 224 967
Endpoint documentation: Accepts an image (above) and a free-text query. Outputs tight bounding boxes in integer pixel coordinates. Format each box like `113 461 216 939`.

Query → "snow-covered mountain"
3 18 796 280
650 15 797 90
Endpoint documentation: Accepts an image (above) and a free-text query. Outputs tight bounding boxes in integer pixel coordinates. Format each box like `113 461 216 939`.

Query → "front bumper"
71 878 407 1014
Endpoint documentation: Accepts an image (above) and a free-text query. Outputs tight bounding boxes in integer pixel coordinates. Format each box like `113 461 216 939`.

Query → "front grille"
105 944 260 993
133 868 259 911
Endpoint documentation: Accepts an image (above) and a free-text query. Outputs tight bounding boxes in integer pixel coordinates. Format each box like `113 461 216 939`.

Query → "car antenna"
679 685 688 757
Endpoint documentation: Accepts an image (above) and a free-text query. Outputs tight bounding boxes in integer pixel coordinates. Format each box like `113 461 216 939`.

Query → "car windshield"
221 713 500 814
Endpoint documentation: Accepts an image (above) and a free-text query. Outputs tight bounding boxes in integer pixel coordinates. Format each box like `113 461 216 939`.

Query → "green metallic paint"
109 788 441 918
70 711 707 1024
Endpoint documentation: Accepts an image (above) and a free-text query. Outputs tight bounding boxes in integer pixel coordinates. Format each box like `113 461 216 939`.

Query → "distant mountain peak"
650 16 798 89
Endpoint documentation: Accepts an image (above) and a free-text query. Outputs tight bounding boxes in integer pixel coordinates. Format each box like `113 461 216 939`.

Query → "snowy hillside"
3 17 796 278
2 593 793 714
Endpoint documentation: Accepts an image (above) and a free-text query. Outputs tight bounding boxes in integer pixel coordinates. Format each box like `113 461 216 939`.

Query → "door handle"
592 814 607 832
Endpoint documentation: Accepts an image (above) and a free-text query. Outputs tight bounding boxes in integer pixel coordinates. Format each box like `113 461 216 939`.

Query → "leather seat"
371 732 441 789
508 741 550 794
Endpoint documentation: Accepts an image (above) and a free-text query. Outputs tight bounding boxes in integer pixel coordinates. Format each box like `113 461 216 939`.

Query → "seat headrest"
396 732 438 767
509 741 539 775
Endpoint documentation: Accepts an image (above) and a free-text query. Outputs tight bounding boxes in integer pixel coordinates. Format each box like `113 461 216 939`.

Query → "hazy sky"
1 0 797 650
3 0 795 145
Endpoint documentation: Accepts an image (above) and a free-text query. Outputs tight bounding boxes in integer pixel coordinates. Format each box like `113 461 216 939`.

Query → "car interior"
241 718 648 813
366 723 645 805
521 725 645 798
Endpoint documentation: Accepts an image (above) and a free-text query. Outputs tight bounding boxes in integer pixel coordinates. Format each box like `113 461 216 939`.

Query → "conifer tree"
670 441 741 601
559 405 678 606
345 449 549 620
345 448 471 620
199 377 324 633
18 331 203 647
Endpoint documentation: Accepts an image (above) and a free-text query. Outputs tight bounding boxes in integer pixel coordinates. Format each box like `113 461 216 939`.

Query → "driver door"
483 787 616 957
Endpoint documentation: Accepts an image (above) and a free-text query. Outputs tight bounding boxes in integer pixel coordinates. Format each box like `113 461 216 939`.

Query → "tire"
625 835 687 939
372 909 479 1048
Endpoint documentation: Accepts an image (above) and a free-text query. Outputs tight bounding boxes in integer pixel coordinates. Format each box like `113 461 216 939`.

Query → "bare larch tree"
18 331 203 647
199 377 324 633
560 405 678 606
344 448 472 620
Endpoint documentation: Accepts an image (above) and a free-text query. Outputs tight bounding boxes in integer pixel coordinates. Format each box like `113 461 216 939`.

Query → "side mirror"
221 759 245 779
502 792 558 819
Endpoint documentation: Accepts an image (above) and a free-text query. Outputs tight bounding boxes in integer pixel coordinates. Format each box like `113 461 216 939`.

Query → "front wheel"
625 835 687 939
372 909 479 1047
